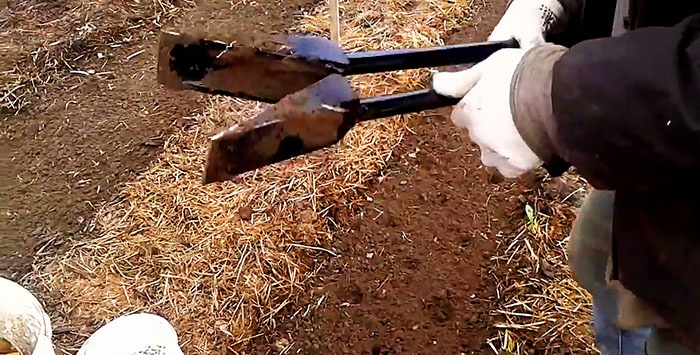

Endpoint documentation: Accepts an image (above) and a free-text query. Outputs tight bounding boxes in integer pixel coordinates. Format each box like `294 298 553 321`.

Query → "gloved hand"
431 48 543 178
488 0 573 49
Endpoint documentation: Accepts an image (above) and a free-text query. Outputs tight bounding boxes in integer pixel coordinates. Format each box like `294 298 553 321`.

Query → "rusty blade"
203 74 359 184
202 75 468 184
157 30 346 103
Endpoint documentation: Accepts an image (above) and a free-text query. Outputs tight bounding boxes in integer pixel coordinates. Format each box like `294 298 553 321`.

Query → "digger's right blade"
202 74 360 184
157 31 348 103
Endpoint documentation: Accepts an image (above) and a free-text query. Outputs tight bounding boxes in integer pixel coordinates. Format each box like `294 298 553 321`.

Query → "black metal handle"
343 39 518 76
354 86 572 178
355 89 460 121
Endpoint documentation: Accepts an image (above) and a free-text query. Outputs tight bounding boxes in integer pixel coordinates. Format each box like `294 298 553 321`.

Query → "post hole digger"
156 30 519 184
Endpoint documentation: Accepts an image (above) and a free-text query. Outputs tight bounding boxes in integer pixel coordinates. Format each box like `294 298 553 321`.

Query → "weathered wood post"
329 0 340 43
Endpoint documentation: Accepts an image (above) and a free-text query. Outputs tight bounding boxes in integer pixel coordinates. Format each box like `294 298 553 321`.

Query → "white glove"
488 0 569 49
431 48 542 178
0 277 53 355
77 313 183 355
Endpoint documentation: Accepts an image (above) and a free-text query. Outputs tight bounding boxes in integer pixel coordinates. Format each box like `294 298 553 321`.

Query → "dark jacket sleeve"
512 13 700 192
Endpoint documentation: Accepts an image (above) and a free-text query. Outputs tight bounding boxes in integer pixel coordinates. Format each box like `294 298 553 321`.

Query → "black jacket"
513 0 700 349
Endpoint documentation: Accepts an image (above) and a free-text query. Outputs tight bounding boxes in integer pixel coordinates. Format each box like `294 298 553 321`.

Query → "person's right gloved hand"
431 44 570 179
488 0 576 49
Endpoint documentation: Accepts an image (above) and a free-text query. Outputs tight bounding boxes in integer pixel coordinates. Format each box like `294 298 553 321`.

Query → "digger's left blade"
157 31 347 103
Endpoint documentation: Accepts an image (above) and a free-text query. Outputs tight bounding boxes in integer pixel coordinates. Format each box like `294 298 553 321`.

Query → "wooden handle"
329 0 340 43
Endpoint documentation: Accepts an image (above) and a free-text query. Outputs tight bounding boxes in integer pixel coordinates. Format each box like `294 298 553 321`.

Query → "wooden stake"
329 0 340 44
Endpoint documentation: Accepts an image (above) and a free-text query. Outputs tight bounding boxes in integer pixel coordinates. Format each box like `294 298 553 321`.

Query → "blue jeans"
593 287 650 354
569 190 698 355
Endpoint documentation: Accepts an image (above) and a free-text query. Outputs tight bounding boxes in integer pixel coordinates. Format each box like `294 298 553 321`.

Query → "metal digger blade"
203 74 359 184
157 30 346 103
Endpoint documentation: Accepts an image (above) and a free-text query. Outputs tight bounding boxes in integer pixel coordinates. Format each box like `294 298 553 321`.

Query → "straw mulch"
489 173 596 354
0 0 191 114
29 0 483 354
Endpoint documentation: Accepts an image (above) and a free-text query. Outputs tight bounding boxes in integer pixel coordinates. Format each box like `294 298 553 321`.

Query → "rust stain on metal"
157 30 335 102
203 100 346 183
203 75 359 184
200 48 331 102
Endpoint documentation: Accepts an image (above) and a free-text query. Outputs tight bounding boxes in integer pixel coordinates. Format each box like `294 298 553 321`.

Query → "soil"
248 2 562 353
252 113 535 355
1 0 316 278
3 0 589 353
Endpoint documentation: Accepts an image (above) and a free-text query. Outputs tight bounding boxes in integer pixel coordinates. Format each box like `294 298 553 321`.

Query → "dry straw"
488 174 596 355
0 0 189 114
30 0 481 354
15 0 596 353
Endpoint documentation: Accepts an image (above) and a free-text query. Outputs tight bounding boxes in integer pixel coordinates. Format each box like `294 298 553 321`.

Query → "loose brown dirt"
2 0 592 353
1 0 316 277
251 112 533 355
247 3 587 353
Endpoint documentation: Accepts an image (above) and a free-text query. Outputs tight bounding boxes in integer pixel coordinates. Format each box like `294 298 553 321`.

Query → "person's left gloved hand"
431 48 542 178
487 0 574 49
